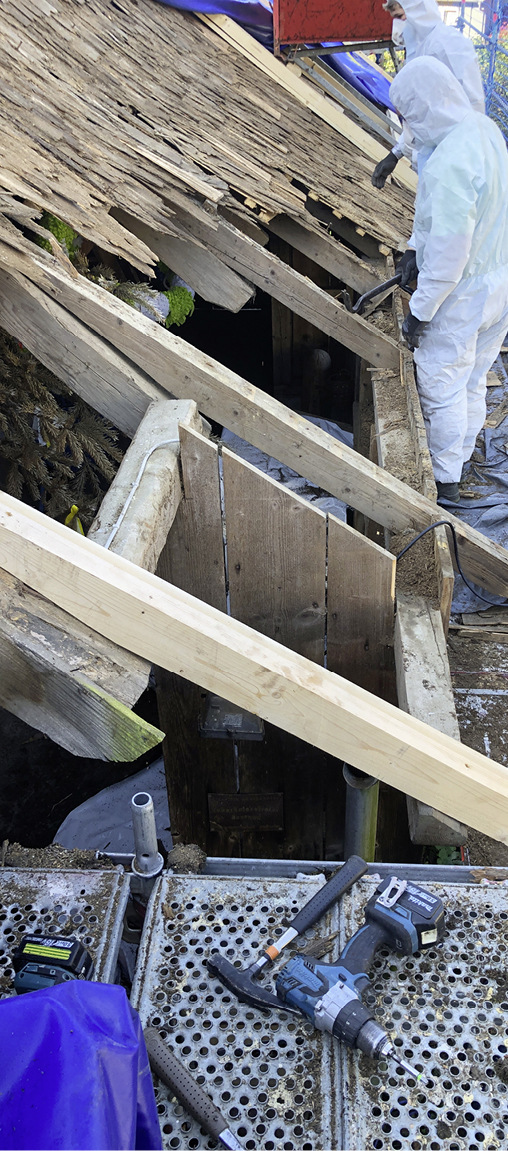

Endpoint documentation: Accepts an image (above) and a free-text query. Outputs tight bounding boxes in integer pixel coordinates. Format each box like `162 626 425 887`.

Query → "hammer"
207 855 367 1011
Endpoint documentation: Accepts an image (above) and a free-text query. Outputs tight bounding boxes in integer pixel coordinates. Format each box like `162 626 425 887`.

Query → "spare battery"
13 935 94 980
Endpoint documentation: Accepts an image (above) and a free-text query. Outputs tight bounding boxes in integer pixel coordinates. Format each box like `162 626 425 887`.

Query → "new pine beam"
37 260 508 598
1 491 508 844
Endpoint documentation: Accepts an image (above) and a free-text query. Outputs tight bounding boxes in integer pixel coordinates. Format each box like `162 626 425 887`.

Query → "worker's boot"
436 481 460 505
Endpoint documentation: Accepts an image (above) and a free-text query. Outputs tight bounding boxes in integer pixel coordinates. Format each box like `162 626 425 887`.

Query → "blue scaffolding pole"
457 0 508 139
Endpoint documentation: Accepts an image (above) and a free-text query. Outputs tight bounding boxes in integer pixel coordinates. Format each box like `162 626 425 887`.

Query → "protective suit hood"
390 57 471 149
401 0 441 57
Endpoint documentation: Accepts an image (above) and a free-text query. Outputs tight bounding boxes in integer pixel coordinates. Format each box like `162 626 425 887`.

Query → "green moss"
35 212 79 257
163 285 195 327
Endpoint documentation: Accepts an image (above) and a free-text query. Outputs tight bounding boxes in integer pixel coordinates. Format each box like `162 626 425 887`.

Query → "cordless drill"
275 876 445 1079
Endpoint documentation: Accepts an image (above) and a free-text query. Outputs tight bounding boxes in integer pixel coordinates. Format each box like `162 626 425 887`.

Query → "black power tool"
276 876 445 1081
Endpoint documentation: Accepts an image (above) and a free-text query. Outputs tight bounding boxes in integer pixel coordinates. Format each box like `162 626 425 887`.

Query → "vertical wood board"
157 425 226 611
327 514 395 700
155 423 232 851
395 593 467 846
222 446 332 858
222 447 326 663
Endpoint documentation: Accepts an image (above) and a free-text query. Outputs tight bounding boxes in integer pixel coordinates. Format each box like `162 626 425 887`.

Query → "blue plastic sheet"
325 48 395 112
0 981 162 1151
155 0 274 44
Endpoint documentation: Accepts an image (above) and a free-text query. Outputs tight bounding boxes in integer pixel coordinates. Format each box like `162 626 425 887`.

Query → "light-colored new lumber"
198 13 417 194
37 260 508 598
166 213 399 369
88 400 204 572
0 268 166 437
0 569 157 759
112 208 255 313
290 55 397 148
395 593 467 846
1 491 508 843
267 215 382 295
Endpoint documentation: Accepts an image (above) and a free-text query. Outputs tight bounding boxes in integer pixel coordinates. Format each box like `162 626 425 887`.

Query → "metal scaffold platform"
0 867 130 997
131 865 508 1151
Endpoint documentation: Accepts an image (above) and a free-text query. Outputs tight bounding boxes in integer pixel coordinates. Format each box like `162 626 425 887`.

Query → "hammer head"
206 953 297 1014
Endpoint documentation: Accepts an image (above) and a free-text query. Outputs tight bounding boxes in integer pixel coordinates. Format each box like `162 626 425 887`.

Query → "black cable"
395 519 501 606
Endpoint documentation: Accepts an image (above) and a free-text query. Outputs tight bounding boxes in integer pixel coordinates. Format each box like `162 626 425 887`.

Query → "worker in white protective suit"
389 57 508 504
372 0 485 222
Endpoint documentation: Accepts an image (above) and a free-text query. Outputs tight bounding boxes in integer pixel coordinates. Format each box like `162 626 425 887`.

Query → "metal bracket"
376 876 407 908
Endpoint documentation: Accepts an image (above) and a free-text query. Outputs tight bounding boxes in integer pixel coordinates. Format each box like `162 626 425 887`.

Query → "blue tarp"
325 47 395 111
155 0 274 44
154 0 394 106
0 982 162 1151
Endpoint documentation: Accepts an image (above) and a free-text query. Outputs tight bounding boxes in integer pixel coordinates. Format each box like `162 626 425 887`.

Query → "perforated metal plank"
131 873 341 1150
342 878 508 1151
132 872 508 1151
0 867 130 995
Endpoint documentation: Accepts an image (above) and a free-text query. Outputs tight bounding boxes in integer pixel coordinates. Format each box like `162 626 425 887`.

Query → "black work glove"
401 310 427 352
395 248 418 289
371 150 399 188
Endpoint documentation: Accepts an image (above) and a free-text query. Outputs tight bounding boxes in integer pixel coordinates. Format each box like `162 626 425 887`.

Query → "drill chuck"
315 981 422 1078
351 1017 390 1060
314 979 386 1055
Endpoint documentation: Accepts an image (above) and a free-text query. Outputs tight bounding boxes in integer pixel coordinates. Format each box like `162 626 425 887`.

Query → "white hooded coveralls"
390 58 508 484
391 0 485 164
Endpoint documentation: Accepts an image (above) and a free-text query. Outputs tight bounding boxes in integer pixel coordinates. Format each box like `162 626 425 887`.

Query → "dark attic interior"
1 0 508 1148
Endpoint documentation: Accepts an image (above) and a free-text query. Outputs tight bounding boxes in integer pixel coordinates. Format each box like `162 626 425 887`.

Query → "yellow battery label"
23 944 72 959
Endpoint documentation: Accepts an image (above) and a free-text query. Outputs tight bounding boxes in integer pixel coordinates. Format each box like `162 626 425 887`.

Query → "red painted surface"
273 0 392 48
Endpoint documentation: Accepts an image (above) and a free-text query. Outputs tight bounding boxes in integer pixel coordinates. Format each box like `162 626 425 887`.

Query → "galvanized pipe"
342 764 379 863
131 791 164 880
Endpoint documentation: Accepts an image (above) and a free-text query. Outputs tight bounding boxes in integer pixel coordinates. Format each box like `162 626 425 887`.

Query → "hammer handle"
144 1027 243 1148
288 856 368 937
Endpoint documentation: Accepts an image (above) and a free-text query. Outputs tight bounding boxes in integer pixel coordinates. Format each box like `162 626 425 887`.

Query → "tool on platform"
340 271 404 316
207 855 368 1008
144 1026 244 1150
209 867 445 1085
12 934 94 993
276 875 445 1083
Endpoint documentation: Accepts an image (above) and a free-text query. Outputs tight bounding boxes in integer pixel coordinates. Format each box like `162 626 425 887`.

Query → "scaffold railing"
457 0 508 140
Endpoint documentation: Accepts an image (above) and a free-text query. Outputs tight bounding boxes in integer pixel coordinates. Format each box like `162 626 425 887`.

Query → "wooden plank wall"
154 426 234 857
327 517 396 701
224 448 327 662
157 425 396 859
223 448 329 858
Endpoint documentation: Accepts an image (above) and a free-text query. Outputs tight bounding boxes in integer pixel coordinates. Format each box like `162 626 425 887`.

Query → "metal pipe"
342 764 379 862
131 792 164 880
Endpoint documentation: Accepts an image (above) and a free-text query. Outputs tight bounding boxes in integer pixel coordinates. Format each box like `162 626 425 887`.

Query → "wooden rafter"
34 259 508 598
1 490 507 844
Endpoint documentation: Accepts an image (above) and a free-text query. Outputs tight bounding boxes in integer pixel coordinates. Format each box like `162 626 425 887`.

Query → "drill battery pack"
12 934 94 993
